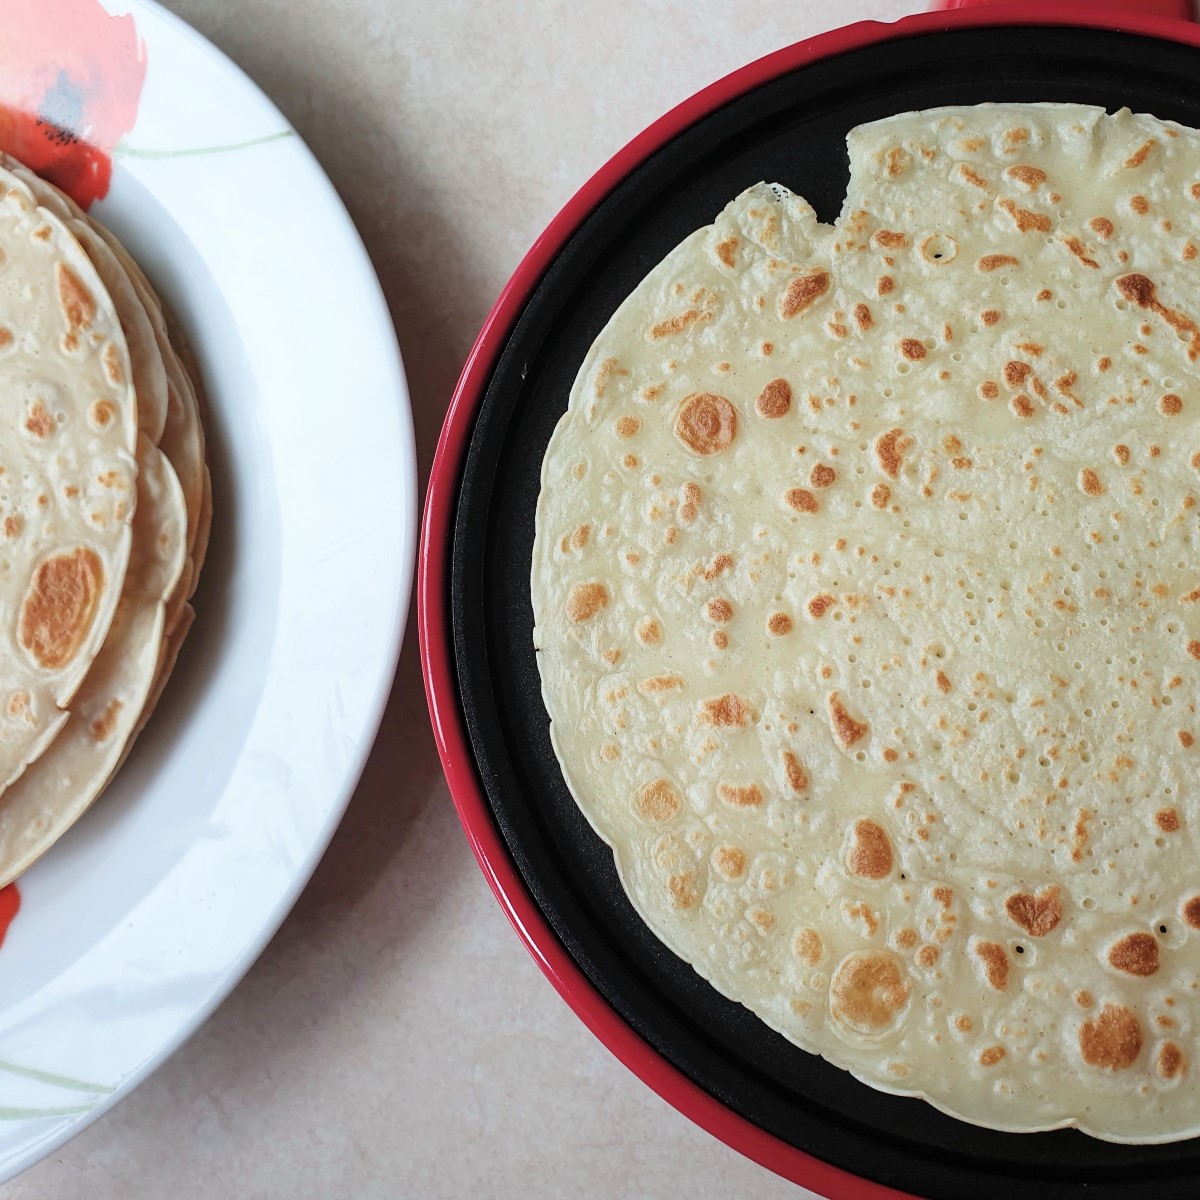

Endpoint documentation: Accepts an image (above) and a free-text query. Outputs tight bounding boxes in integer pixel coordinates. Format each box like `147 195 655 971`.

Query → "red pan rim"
419 5 1200 1195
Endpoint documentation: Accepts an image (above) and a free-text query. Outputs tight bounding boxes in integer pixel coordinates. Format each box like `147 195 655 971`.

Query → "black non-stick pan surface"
448 21 1200 1200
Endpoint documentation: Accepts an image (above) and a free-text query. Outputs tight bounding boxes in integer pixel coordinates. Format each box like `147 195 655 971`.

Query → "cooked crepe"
0 434 185 883
0 157 206 880
0 167 139 793
533 104 1200 1141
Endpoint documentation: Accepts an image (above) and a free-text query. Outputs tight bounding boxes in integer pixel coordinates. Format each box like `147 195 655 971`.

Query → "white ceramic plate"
0 0 415 1180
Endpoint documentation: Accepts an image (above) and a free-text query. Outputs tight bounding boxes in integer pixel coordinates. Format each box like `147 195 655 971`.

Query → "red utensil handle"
936 0 1194 19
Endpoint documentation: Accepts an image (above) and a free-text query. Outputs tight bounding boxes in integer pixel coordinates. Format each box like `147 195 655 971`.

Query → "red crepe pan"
420 3 1200 1195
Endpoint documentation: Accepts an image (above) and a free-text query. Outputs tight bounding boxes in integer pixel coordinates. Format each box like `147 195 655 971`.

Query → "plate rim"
418 3 1200 1196
1 0 417 1179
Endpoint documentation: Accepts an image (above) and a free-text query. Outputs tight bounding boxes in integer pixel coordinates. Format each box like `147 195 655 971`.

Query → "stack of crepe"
0 154 208 886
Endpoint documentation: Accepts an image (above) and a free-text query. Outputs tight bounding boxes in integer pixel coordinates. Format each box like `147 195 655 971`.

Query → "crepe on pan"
533 104 1200 1141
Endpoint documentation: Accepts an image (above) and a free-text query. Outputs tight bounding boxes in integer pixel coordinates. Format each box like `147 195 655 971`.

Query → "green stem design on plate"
114 129 294 160
0 1060 113 1095
0 1103 98 1119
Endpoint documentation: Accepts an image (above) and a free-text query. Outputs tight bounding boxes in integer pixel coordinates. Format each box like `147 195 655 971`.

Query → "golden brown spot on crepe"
90 400 115 429
998 198 1051 233
636 779 681 821
875 428 910 478
853 303 873 332
569 524 590 551
1090 216 1114 240
1075 990 1094 1009
882 748 899 763
846 819 893 880
1080 1004 1143 1070
1157 807 1181 832
1006 164 1046 187
19 548 103 670
885 147 910 177
810 463 837 488
1125 139 1157 169
88 698 123 742
979 1046 1006 1067
1114 444 1131 465
870 483 891 509
780 270 830 318
975 941 1009 990
1005 886 1062 936
1061 236 1099 268
702 553 732 581
756 378 791 418
878 275 895 295
979 380 1000 400
668 872 700 909
896 928 919 951
1003 361 1031 389
954 1014 973 1032
899 338 926 361
55 263 95 330
650 308 705 339
719 782 763 808
808 594 835 619
101 342 124 385
24 402 54 438
935 670 951 694
1160 393 1183 415
675 392 736 455
786 487 820 514
566 582 608 622
915 945 940 968
714 236 738 268
977 254 1019 273
748 907 775 933
1130 194 1149 215
1011 394 1034 419
3 516 21 538
795 928 823 966
615 415 641 438
1159 1043 1186 1080
1108 932 1160 977
639 676 684 694
703 693 750 728
1185 242 1199 262
712 846 746 880
874 230 907 249
1188 640 1200 660
592 356 628 397
1078 468 1105 496
706 598 733 623
1117 273 1200 360
830 952 910 1033
711 630 728 650
768 612 793 637
960 164 989 189
782 750 808 793
828 692 868 748
636 618 661 646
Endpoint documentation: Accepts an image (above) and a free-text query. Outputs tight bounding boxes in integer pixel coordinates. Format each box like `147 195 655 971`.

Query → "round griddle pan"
420 6 1200 1196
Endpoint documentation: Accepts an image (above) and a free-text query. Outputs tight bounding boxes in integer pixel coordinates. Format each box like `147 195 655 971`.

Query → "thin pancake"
0 165 138 794
533 104 1200 1142
0 434 186 884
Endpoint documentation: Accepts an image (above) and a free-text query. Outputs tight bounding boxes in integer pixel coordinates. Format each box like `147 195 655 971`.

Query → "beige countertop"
7 1 910 1195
